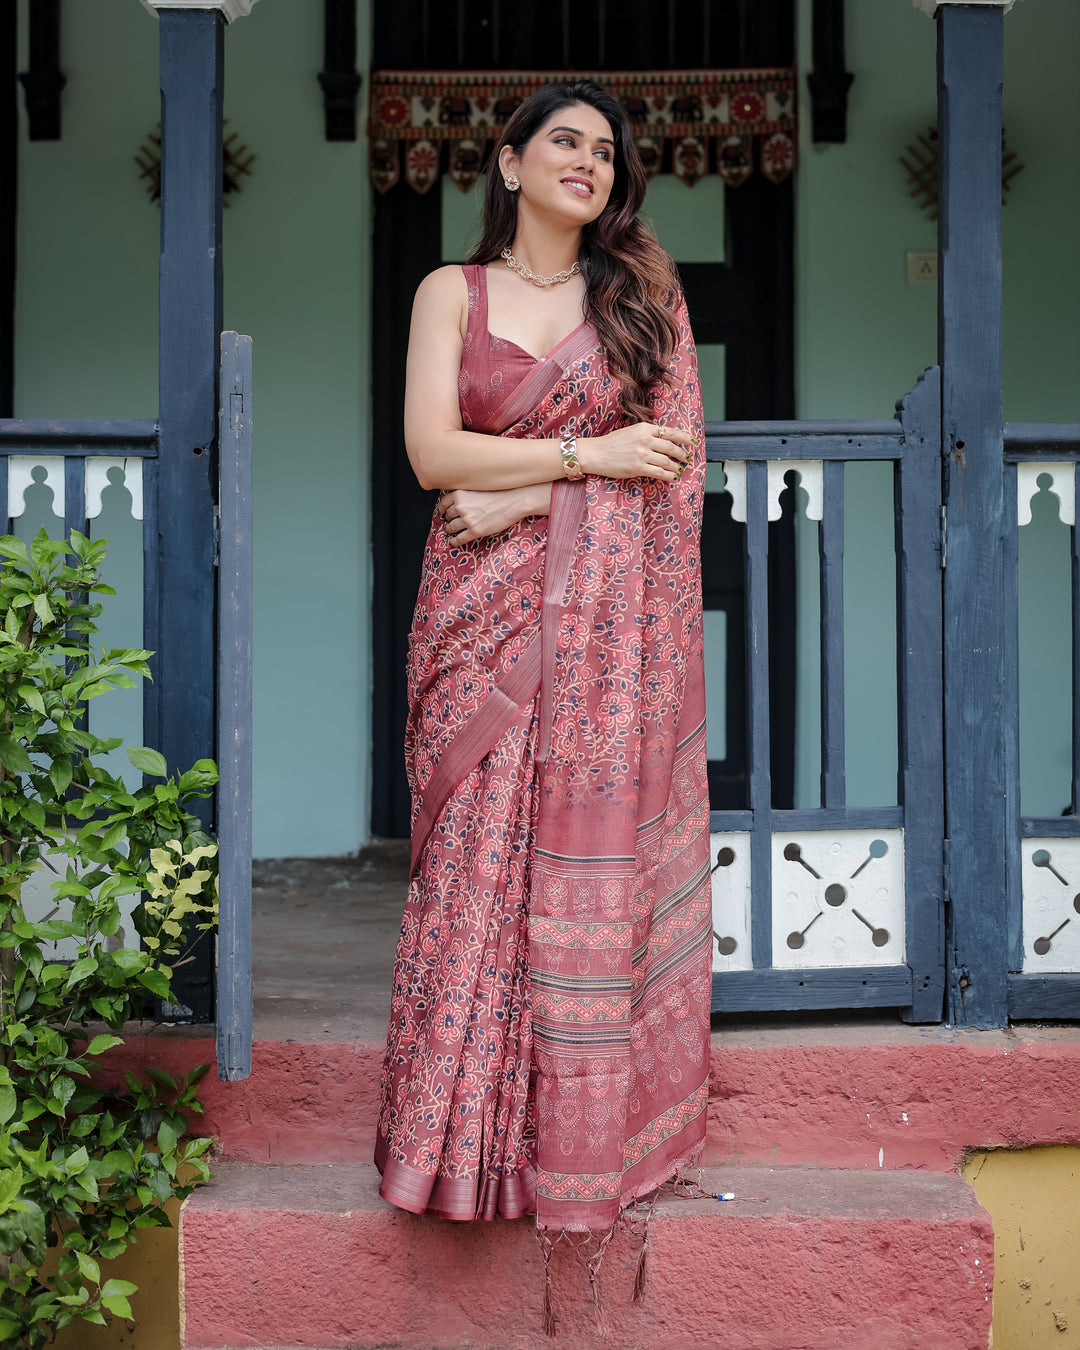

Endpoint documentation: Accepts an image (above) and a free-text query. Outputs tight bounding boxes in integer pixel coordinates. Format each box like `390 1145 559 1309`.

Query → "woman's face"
501 102 617 227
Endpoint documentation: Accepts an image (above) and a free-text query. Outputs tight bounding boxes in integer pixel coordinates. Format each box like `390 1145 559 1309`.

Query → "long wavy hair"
468 80 680 422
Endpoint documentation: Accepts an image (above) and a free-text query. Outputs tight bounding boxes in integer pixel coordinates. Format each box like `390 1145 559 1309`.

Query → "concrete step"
180 1161 993 1350
104 1028 1080 1171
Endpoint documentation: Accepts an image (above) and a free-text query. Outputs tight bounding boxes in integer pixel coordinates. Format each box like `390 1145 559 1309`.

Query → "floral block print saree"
377 271 712 1236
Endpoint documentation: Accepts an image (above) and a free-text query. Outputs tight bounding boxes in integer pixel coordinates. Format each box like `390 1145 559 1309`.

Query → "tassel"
538 1228 557 1337
631 1212 650 1303
588 1264 610 1335
584 1228 614 1336
621 1191 657 1305
670 1164 709 1200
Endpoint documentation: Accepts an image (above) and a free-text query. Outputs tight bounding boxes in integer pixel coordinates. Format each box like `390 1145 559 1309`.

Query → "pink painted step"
180 1161 992 1350
102 1031 1080 1172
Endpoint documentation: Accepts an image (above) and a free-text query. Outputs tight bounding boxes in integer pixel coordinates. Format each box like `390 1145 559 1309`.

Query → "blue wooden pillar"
145 2 227 1020
935 1 1008 1027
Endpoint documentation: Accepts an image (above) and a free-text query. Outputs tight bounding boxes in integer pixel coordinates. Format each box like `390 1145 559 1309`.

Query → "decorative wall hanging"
135 121 256 206
901 124 1023 219
369 68 797 194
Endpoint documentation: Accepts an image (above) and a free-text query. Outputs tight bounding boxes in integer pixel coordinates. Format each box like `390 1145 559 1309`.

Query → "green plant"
0 528 220 1347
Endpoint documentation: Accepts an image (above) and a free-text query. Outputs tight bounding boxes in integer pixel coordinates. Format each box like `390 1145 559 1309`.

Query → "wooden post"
808 0 854 143
216 332 253 1081
150 8 224 1020
19 0 65 141
936 2 1008 1026
143 0 261 1023
319 0 362 141
0 2 15 418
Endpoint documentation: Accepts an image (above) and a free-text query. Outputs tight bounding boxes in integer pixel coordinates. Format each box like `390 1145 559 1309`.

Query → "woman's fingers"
653 425 697 447
649 436 688 462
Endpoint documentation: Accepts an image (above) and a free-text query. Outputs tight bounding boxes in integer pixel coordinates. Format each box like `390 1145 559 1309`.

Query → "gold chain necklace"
500 247 581 288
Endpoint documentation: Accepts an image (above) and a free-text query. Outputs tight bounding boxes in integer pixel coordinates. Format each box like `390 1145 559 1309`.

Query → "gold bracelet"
560 435 584 481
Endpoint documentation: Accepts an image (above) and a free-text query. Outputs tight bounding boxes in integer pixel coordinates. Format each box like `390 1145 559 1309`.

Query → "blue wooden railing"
702 368 944 1021
0 421 161 747
1002 424 1080 1019
0 334 253 1076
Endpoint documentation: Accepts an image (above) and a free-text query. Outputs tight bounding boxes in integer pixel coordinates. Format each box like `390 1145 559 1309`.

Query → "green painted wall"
222 2 371 857
14 0 371 856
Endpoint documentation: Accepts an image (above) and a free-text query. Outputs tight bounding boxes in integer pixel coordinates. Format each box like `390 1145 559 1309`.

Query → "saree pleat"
377 266 711 1235
377 706 540 1220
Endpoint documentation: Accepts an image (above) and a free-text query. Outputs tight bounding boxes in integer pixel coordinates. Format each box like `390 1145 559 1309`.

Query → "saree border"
479 320 599 434
375 1127 538 1221
409 474 589 875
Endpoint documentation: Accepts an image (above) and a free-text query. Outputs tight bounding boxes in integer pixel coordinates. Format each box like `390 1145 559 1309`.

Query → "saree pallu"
377 296 712 1234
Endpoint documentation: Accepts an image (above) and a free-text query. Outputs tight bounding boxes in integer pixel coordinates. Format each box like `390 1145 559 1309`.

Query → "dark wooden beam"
151 10 225 1022
318 0 361 142
0 2 14 417
808 0 854 143
1008 974 1080 1021
712 966 913 1013
937 5 1007 1028
19 0 64 142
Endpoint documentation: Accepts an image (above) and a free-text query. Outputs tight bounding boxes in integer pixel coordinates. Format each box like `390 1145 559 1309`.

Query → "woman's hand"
577 423 697 483
437 483 552 545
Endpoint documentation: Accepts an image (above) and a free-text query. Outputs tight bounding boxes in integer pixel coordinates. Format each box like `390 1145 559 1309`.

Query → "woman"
376 80 712 1255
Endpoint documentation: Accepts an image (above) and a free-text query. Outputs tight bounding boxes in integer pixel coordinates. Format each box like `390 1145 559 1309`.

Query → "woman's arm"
437 483 552 546
404 268 695 493
404 268 566 491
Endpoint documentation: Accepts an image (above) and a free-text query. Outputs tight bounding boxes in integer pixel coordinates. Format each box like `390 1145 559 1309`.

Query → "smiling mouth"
561 179 594 197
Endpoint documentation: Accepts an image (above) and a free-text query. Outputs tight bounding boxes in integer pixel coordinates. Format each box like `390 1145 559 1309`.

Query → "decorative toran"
368 69 797 194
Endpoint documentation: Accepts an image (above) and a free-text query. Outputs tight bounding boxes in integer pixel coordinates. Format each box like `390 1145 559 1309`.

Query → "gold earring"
504 174 520 192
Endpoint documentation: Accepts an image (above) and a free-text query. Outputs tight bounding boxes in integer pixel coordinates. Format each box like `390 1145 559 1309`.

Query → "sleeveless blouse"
457 264 543 430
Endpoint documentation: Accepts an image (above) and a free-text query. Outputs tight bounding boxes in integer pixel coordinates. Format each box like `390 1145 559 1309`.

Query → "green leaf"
101 1293 134 1320
0 534 29 562
85 1034 124 1057
50 1076 76 1111
64 1146 89 1176
18 684 46 716
0 735 32 774
32 592 54 625
126 745 168 778
49 757 73 795
137 967 171 1000
65 955 99 987
0 1197 46 1266
75 1250 100 1284
157 1120 178 1155
100 820 126 851
102 1278 138 1299
0 1164 23 1206
25 919 76 941
177 759 219 794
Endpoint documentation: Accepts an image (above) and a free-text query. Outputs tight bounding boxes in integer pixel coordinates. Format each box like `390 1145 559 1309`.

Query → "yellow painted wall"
40 1195 182 1350
963 1146 1080 1349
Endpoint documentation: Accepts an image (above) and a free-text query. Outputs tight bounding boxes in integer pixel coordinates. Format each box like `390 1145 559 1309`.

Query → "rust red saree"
377 273 712 1236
